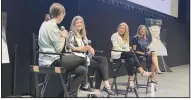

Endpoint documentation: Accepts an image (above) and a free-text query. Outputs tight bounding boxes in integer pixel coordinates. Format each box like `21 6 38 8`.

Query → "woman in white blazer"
111 22 151 88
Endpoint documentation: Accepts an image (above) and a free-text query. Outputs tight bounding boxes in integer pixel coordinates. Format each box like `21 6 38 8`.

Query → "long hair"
70 16 86 38
117 22 129 44
136 25 148 39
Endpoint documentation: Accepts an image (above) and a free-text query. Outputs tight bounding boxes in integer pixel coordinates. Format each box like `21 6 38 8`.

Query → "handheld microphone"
82 38 91 45
87 40 91 45
60 26 65 31
81 38 92 58
85 40 93 58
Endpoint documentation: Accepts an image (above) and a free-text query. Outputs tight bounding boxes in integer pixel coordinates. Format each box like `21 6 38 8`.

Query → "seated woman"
38 3 88 97
65 16 115 97
132 25 160 82
111 22 151 88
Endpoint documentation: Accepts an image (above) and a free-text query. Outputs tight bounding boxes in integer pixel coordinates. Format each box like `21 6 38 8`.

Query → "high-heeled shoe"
91 94 100 98
141 71 151 77
156 71 164 74
103 86 115 95
151 79 158 84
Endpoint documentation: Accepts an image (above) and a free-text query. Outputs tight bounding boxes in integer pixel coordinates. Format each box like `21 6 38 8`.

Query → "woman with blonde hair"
66 16 115 97
111 22 151 88
132 25 161 82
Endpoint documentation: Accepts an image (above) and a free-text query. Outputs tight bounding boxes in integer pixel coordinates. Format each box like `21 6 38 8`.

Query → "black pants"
136 53 152 65
51 55 86 97
88 56 110 89
121 51 141 76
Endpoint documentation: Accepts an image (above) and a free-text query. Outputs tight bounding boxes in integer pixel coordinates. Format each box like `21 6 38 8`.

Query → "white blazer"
111 32 130 59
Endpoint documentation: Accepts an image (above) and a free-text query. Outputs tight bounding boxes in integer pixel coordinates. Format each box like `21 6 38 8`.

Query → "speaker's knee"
127 57 134 64
151 52 157 57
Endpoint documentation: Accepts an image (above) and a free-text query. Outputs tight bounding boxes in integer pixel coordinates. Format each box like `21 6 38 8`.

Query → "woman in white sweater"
111 22 151 88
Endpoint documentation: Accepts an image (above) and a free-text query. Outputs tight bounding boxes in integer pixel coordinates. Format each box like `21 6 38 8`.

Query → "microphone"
82 37 91 45
87 40 91 45
60 26 65 31
82 39 93 58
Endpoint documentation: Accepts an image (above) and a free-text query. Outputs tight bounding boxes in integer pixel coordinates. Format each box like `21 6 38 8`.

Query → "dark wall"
1 0 190 97
1 0 78 97
178 0 190 40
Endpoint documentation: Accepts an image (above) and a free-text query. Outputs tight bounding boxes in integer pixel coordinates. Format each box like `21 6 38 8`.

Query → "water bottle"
151 82 155 97
122 43 126 51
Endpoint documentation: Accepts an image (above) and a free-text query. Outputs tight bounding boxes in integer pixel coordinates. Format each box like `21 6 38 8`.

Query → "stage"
78 64 190 97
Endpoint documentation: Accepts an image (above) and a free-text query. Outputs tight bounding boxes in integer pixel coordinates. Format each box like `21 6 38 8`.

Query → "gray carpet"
78 64 190 97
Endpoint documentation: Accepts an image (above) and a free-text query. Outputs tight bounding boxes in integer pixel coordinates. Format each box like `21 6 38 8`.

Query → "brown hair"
70 16 86 38
44 3 65 21
44 14 51 21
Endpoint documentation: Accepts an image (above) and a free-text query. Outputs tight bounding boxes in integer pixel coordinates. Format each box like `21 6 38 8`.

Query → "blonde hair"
117 22 129 44
136 25 148 38
70 16 86 38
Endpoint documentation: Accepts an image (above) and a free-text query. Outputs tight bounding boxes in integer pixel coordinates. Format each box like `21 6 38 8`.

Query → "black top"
132 35 149 52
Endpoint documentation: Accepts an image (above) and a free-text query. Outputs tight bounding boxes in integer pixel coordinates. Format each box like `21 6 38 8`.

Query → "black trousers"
51 55 87 97
120 51 141 76
89 56 110 89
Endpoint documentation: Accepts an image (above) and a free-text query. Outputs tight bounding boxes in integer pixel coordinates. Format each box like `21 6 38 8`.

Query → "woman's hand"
82 45 91 51
88 46 95 56
60 30 67 38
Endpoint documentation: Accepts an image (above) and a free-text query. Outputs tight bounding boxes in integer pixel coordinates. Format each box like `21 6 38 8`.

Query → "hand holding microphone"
84 40 95 56
82 45 91 51
60 26 67 38
88 46 95 56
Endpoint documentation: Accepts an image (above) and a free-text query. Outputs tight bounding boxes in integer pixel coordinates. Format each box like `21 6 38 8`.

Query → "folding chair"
135 55 157 94
31 33 72 97
109 41 138 97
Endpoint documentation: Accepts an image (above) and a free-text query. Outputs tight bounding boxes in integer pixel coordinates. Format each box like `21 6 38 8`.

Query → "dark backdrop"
1 0 190 97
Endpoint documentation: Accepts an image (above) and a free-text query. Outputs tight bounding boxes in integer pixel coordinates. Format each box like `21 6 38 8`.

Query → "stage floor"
78 64 190 97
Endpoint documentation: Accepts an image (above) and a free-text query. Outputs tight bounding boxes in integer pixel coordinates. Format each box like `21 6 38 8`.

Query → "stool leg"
60 74 69 97
89 78 94 88
34 73 39 98
133 75 139 98
40 74 50 97
115 63 122 96
87 94 91 97
135 72 139 89
114 77 118 95
134 88 139 97
110 62 117 91
125 87 128 97
126 76 130 97
154 85 157 91
146 77 150 94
